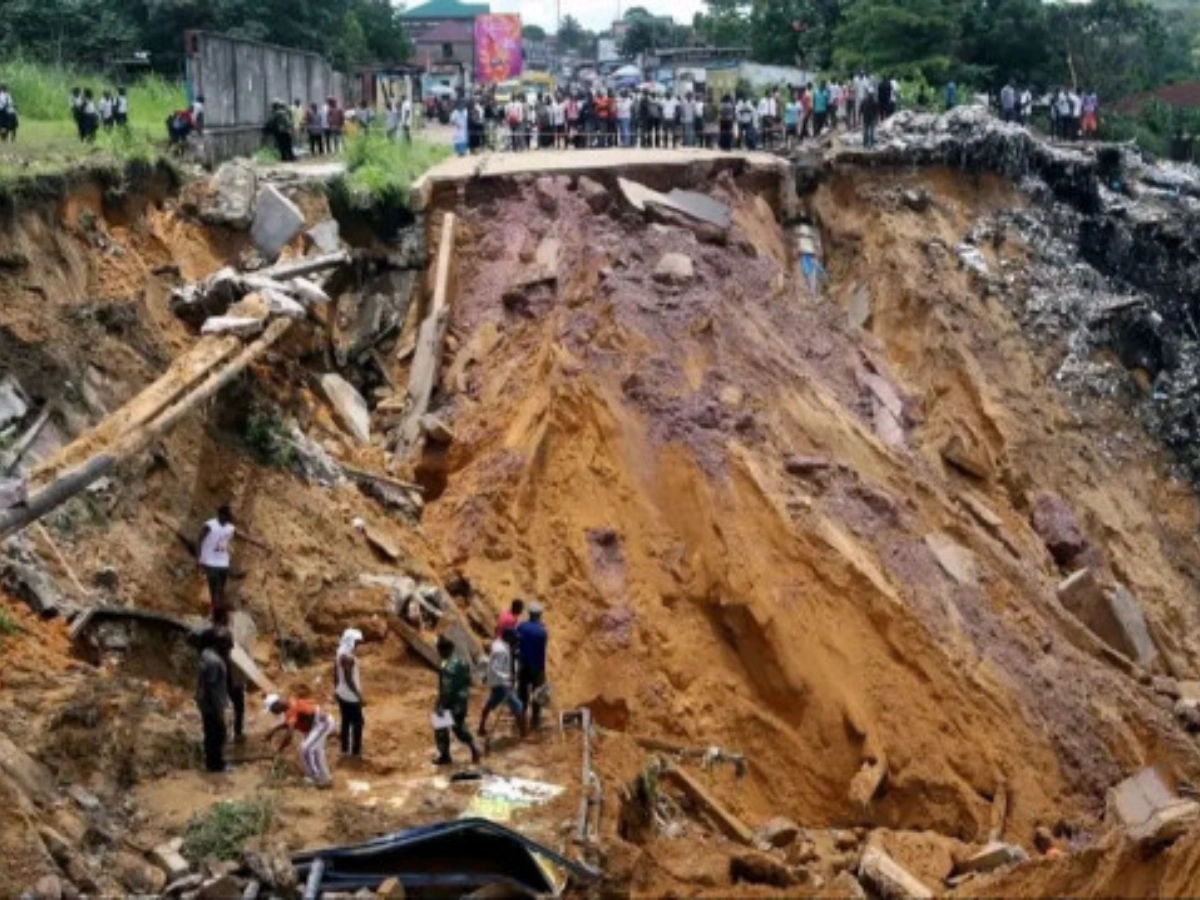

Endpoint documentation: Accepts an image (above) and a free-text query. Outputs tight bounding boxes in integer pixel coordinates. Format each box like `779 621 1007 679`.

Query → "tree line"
0 0 412 74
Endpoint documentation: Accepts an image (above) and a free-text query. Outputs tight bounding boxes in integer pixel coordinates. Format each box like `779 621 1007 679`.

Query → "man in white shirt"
756 95 771 147
506 97 525 150
661 93 680 147
197 505 236 615
400 96 413 143
616 91 634 147
735 96 755 149
552 95 566 148
450 99 469 156
478 628 525 738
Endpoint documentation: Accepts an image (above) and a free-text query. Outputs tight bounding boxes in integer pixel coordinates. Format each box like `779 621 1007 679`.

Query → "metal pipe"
302 856 325 900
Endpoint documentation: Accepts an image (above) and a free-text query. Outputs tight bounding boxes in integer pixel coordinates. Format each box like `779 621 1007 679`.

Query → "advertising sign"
476 14 523 84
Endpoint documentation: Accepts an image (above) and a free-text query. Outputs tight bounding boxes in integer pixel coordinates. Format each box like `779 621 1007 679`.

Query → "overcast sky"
488 0 706 34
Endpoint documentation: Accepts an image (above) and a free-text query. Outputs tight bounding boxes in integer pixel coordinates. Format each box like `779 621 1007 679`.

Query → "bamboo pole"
0 320 292 543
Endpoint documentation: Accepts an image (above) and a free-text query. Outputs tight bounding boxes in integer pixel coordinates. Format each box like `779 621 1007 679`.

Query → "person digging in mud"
495 597 524 637
479 627 525 741
516 602 549 731
433 635 481 766
195 627 232 773
334 628 365 759
265 694 334 788
197 505 267 619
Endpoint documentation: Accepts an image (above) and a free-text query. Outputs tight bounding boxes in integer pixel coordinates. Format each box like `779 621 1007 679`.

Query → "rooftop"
401 0 490 19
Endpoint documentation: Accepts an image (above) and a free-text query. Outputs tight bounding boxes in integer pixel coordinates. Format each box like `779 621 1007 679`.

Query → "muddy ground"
2 146 1200 899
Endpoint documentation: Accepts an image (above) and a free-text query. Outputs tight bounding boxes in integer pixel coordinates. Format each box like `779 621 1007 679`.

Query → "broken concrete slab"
665 189 733 230
420 415 455 445
858 845 933 900
333 272 419 366
0 375 29 429
363 525 402 561
200 162 257 229
1058 570 1157 668
150 839 191 881
250 185 305 260
317 374 371 445
170 266 243 327
925 533 978 586
1108 766 1200 847
260 289 307 319
230 645 275 695
653 252 695 286
577 176 611 214
848 284 872 329
200 316 265 337
305 220 342 255
287 278 331 307
954 841 1027 875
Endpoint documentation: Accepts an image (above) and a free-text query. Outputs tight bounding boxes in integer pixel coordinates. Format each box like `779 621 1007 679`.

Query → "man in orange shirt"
594 91 612 148
265 694 334 788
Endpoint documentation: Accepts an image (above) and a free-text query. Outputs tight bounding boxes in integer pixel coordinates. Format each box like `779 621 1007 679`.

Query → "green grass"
181 798 275 863
0 58 182 177
0 606 20 643
337 127 450 208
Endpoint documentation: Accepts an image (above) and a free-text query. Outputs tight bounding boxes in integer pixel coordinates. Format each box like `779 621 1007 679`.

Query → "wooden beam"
0 321 292 542
662 765 755 846
395 213 456 454
258 251 350 282
339 463 425 494
387 616 441 670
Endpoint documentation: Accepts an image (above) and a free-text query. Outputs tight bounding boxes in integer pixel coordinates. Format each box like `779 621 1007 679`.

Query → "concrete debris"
0 729 56 804
250 185 305 259
225 293 271 322
1029 491 1089 568
618 177 732 232
1058 570 1157 668
902 188 932 212
200 162 258 229
150 840 190 881
197 873 244 900
3 539 68 617
317 374 371 445
857 845 934 900
32 874 64 900
260 289 308 319
848 283 872 329
286 423 344 486
1 477 27 510
288 277 331 306
925 533 979 586
653 252 695 286
420 414 455 445
730 850 798 887
848 756 889 808
305 219 343 255
957 244 990 277
954 841 1028 875
1108 766 1200 848
170 267 243 326
201 316 266 337
757 816 801 849
333 271 418 366
364 525 402 561
0 375 30 429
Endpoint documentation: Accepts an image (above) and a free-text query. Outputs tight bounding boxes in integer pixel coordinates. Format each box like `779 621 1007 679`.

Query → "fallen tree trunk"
0 320 292 542
394 213 456 454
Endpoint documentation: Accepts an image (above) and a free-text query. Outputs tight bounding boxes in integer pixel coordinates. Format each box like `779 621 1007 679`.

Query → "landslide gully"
0 143 1199 899
419 166 1200 888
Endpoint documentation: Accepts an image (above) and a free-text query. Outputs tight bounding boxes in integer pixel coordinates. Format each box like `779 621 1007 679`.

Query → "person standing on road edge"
195 627 231 773
450 99 469 157
433 634 481 765
265 694 334 787
335 628 365 758
516 602 549 732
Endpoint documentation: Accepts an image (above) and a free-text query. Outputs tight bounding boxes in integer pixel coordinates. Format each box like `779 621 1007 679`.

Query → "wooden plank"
258 251 350 282
387 617 441 670
0 320 292 543
230 644 276 694
340 463 425 494
662 766 755 846
395 213 456 454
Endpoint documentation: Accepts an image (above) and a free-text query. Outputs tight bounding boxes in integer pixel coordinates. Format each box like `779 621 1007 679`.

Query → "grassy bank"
338 128 450 207
0 58 182 175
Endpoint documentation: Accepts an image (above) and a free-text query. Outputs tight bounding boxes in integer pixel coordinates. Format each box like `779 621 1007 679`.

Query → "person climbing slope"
433 635 481 766
479 627 524 739
265 694 334 788
196 505 267 618
195 628 232 773
334 628 365 758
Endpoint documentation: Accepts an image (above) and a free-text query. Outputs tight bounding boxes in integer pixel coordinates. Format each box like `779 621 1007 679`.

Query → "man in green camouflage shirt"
434 635 481 765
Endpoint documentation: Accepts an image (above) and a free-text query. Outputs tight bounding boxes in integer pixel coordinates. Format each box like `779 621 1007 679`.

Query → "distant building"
523 34 558 71
401 0 490 41
413 18 477 73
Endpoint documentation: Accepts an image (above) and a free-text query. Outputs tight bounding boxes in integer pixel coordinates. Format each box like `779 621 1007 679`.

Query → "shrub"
182 798 274 862
336 127 449 209
243 410 296 469
0 606 20 642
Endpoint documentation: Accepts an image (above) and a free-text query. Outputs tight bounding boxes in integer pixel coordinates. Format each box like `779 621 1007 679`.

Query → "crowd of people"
191 505 553 784
67 86 131 143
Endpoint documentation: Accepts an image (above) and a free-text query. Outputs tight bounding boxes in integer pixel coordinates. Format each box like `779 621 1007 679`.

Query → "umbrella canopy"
613 64 642 78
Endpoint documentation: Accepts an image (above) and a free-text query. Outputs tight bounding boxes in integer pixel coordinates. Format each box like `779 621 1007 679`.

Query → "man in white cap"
335 628 365 758
265 693 334 788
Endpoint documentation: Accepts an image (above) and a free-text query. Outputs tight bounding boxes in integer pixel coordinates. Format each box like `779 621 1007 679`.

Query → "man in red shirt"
496 598 525 637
